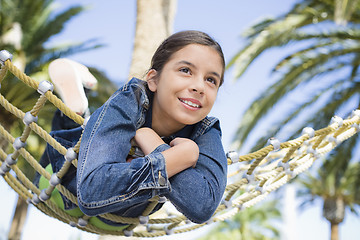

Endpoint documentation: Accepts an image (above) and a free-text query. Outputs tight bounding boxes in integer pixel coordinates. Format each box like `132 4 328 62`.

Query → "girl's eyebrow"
177 60 221 79
177 60 196 68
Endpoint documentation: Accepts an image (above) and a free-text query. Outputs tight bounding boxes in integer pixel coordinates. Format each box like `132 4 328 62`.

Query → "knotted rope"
0 50 359 237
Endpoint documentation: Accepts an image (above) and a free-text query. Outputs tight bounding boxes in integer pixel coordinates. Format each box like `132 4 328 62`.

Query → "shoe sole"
68 60 98 89
49 59 88 115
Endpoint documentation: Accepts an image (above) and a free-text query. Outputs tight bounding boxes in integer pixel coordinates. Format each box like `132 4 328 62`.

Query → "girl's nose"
191 77 205 94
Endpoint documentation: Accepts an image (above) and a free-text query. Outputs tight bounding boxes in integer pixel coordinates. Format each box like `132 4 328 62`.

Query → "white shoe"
66 59 98 89
48 59 97 115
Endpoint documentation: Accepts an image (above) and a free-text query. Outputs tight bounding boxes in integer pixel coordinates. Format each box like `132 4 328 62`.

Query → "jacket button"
159 175 166 186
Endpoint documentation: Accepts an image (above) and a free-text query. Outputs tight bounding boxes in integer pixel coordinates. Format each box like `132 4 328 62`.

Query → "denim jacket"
46 78 227 224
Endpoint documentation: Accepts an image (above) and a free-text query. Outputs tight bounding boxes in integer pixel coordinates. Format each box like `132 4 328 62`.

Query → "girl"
40 30 227 225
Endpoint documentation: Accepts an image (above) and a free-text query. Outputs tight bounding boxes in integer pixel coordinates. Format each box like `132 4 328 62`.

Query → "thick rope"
0 55 359 237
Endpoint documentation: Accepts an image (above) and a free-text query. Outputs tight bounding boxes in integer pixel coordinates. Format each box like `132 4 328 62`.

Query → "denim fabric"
51 109 81 131
45 77 227 224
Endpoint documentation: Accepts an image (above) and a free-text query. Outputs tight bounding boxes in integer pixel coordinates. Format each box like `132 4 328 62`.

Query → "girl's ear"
146 69 158 92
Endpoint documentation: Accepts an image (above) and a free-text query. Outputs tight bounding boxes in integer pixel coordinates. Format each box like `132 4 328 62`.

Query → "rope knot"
267 137 280 151
23 111 38 126
37 80 54 95
13 137 26 150
0 50 12 66
226 151 239 163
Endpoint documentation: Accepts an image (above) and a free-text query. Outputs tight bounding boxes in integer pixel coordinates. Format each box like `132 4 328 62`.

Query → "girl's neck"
151 110 185 137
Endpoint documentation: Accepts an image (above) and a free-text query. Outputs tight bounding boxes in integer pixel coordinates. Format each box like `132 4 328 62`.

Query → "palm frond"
25 39 104 73
23 5 85 54
228 14 311 79
233 36 360 149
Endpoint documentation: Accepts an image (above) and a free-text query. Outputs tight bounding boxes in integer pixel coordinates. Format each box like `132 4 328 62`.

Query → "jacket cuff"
147 144 171 194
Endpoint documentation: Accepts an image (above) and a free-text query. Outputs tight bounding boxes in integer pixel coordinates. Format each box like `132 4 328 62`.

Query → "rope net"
0 50 359 237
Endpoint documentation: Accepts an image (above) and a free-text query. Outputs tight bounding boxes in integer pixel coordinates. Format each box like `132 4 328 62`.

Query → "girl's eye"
179 67 191 74
206 77 217 85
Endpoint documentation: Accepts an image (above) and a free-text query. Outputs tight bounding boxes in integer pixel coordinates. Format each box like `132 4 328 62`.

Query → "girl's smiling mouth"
179 98 202 109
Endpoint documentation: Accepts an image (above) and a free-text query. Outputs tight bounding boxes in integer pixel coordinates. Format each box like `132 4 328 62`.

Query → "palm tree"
298 137 360 240
128 0 177 79
0 0 103 140
198 200 281 240
227 0 360 239
228 0 360 149
0 1 115 239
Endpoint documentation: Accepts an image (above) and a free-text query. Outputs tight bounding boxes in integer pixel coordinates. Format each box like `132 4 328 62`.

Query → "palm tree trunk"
1 110 29 240
2 21 29 240
128 0 177 79
8 197 29 240
330 222 339 240
323 198 344 240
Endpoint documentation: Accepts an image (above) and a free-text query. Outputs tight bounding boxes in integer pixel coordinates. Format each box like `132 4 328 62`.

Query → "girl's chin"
178 115 205 125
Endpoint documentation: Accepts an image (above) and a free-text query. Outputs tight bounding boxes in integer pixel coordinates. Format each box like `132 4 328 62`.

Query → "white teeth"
181 99 200 108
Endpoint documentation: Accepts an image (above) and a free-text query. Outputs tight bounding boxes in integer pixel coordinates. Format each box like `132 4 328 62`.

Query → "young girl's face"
147 43 223 135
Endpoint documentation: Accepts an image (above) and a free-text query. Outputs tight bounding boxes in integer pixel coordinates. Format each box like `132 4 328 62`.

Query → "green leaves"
229 0 360 234
0 0 115 181
199 199 281 240
230 0 360 149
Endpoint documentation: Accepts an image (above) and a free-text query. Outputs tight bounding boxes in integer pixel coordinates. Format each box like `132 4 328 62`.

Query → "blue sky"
1 0 360 239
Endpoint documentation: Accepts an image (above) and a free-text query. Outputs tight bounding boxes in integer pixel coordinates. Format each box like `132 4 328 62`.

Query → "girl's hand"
134 128 164 155
169 138 199 168
163 138 199 177
133 128 200 177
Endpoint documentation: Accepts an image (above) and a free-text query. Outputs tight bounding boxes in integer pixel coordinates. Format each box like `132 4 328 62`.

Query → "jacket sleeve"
76 83 171 216
164 120 228 223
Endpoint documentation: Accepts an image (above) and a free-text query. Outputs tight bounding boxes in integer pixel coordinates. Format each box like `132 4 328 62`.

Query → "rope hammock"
0 49 359 238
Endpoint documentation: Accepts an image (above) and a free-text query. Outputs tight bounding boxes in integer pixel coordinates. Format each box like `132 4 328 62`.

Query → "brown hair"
149 30 225 86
